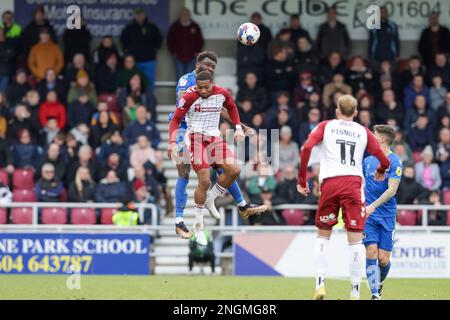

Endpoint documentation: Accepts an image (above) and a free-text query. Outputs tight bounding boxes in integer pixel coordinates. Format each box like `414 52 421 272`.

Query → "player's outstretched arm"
366 179 400 217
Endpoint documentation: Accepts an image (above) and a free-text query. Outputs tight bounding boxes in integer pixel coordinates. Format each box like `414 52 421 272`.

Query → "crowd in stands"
0 5 449 226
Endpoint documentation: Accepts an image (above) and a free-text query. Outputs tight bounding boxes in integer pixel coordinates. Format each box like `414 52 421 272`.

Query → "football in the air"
237 22 260 46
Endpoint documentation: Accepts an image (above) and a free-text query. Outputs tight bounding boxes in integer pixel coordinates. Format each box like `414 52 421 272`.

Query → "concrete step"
154 266 221 275
157 105 176 113
155 256 189 265
154 246 189 255
167 179 198 188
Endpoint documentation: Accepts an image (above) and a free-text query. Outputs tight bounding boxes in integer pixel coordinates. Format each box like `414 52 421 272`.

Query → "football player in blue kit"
170 51 267 239
363 125 402 300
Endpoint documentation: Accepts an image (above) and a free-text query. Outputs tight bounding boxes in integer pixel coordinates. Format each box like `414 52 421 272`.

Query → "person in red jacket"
38 90 66 129
167 8 204 79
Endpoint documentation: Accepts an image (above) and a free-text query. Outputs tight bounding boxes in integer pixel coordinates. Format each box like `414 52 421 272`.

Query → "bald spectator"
418 12 450 67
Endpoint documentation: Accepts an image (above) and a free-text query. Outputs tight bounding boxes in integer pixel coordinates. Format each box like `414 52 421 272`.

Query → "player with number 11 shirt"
297 95 390 300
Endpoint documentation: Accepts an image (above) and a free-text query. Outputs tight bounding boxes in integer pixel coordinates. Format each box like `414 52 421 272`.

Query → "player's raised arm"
223 89 244 140
297 121 328 193
365 128 390 180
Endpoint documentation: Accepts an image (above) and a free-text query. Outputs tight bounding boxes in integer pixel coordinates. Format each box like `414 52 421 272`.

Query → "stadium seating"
0 169 8 185
397 210 417 225
70 208 97 225
282 209 305 225
99 93 120 112
215 57 237 76
412 152 422 163
11 207 33 224
447 211 450 226
101 208 117 224
396 58 410 74
13 189 36 202
0 208 7 224
13 169 35 189
443 189 450 205
41 208 67 224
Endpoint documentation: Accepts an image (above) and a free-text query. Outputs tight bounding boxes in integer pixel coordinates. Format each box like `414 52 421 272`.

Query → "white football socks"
348 240 365 299
207 183 226 201
314 236 330 289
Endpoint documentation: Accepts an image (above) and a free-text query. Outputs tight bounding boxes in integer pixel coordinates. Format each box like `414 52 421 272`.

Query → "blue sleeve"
176 76 191 94
388 156 402 180
362 158 368 177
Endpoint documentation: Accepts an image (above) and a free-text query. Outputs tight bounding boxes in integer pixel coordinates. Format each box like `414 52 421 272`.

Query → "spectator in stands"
21 6 57 57
167 8 204 80
123 106 160 147
424 191 447 225
120 7 162 92
129 135 156 169
429 74 447 111
375 89 404 128
319 53 348 91
27 28 63 81
288 14 311 45
23 89 41 127
399 56 426 94
116 54 147 89
293 36 318 75
439 159 450 190
415 145 442 191
268 104 296 131
296 92 323 125
0 10 22 41
316 6 350 59
435 128 450 164
37 68 66 104
133 165 160 206
325 90 345 120
437 92 450 120
12 128 41 168
368 6 400 63
35 162 64 202
272 165 304 205
38 91 66 130
357 109 373 129
0 93 7 137
0 180 12 204
408 114 434 152
418 12 450 67
122 95 139 126
67 69 97 106
246 161 277 204
95 170 129 203
404 94 436 131
68 166 96 203
64 133 80 167
89 110 118 149
97 129 128 166
64 53 92 86
428 53 450 89
236 72 268 113
268 28 295 61
374 60 397 94
250 12 272 51
404 75 430 110
293 71 320 110
278 126 299 170
93 35 122 68
38 118 60 147
346 56 374 94
236 36 266 89
0 135 13 173
265 46 294 101
35 142 66 182
0 27 15 92
298 108 321 145
70 123 90 146
6 69 31 107
67 90 95 130
67 145 98 184
7 104 37 143
236 99 255 125
397 164 430 204
95 52 118 94
393 142 412 164
62 17 91 64
118 73 156 116
99 152 128 182
321 73 352 110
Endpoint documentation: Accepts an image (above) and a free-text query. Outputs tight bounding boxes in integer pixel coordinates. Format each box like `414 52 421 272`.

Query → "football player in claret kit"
363 125 402 300
297 95 390 300
168 71 259 245
170 51 267 240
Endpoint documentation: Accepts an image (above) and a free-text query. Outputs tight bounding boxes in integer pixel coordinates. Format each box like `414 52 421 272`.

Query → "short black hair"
197 71 213 82
197 51 218 63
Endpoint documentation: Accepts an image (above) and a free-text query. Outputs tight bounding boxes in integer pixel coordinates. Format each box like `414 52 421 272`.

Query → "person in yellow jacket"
27 28 63 81
112 202 140 226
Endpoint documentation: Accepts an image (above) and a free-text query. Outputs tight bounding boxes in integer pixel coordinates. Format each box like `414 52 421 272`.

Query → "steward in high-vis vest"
112 202 139 226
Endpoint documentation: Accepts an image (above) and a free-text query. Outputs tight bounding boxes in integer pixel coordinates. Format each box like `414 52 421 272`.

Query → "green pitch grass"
0 276 449 300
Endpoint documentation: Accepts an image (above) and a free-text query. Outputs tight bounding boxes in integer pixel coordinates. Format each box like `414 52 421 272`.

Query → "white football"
237 22 260 46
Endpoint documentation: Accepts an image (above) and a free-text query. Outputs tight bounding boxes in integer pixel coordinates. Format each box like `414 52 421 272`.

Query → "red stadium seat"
11 207 33 224
0 208 7 224
99 93 120 112
13 189 36 202
443 189 450 205
13 169 35 189
41 208 67 224
0 168 8 185
71 208 97 225
397 210 417 226
282 209 305 225
101 208 117 224
396 58 410 75
447 211 450 226
412 152 422 163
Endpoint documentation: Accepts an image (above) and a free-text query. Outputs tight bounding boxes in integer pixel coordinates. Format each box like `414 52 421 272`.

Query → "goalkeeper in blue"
170 51 267 240
362 125 402 300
